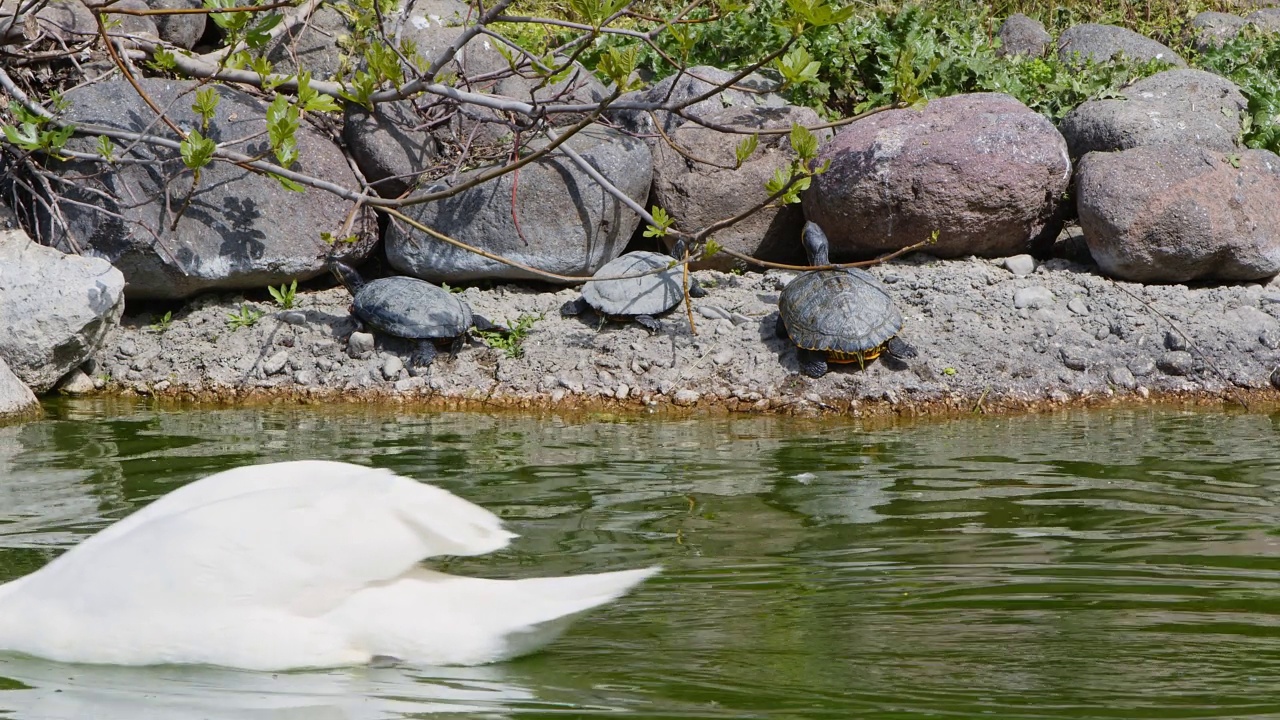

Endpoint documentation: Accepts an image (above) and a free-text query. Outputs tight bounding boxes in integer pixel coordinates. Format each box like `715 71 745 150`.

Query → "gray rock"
1272 366 1280 390
0 0 96 44
1246 8 1280 32
386 124 651 284
672 388 701 405
1060 347 1088 371
998 13 1052 57
1130 357 1157 376
0 357 38 417
1192 11 1250 49
1058 23 1187 67
653 105 829 269
611 65 787 138
1058 70 1247 158
1157 350 1196 375
1164 330 1188 351
1107 365 1137 389
278 311 307 325
147 0 205 48
264 4 349 80
33 78 376 299
294 370 315 386
1077 146 1280 283
262 351 289 376
108 0 160 39
1014 286 1054 309
348 332 376 359
343 100 440 199
1067 297 1089 315
57 368 96 395
0 231 125 393
1004 254 1036 276
382 355 404 380
805 93 1070 259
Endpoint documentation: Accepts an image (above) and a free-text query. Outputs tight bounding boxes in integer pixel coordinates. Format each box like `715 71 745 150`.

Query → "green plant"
479 313 543 358
226 304 264 329
269 279 298 309
149 310 174 332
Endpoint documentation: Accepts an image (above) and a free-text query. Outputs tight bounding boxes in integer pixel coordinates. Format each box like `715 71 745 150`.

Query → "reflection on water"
1 400 1280 718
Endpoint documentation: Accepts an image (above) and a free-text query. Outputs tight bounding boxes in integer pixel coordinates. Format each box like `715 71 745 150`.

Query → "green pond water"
1 400 1279 719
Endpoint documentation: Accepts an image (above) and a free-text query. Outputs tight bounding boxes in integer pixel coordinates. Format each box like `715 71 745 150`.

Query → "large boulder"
343 99 441 199
0 0 96 45
0 230 125 393
1077 146 1280 283
652 104 829 270
1058 69 1247 157
611 66 788 138
386 124 652 283
803 93 1070 259
147 0 206 48
1057 23 1186 67
1192 11 1250 49
30 77 375 299
0 357 38 419
997 14 1052 57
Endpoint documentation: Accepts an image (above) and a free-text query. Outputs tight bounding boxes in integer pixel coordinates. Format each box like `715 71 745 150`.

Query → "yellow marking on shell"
824 344 886 364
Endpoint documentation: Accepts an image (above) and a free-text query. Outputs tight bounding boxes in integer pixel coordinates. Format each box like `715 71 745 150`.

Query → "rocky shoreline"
56 232 1280 417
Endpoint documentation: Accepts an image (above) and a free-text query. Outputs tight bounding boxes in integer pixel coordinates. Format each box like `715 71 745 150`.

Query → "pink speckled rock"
803 93 1070 260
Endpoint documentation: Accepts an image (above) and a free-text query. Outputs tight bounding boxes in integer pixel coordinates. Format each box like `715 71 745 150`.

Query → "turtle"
330 262 506 368
560 249 707 332
775 222 917 378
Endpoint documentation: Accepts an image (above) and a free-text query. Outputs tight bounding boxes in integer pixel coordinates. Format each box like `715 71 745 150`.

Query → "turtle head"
328 261 365 295
802 221 830 267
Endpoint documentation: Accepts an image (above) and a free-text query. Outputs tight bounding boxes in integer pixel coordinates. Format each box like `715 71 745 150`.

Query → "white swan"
0 460 658 671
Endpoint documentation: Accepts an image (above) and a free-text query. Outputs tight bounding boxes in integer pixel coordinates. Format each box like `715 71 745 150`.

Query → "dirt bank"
82 246 1280 417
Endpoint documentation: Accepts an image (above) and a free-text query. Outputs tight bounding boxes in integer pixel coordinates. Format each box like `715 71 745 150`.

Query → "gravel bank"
83 248 1280 416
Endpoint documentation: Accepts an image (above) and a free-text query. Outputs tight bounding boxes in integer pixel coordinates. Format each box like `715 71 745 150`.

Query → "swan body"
0 461 657 670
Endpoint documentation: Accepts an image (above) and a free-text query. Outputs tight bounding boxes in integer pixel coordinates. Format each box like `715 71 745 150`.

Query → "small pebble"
118 338 138 357
1164 330 1188 351
615 383 630 399
1095 326 1110 340
730 313 752 326
394 377 423 392
347 332 375 358
1013 286 1054 309
294 370 315 385
277 311 307 325
1129 357 1156 376
1157 350 1195 376
557 376 583 393
58 369 95 395
153 380 170 393
1271 367 1280 390
262 351 289 376
382 356 404 380
1260 330 1280 350
1004 254 1035 276
1060 347 1088 371
697 305 732 321
672 389 701 406
1107 365 1137 389
1067 298 1089 316
550 388 566 403
712 349 734 365
598 370 614 385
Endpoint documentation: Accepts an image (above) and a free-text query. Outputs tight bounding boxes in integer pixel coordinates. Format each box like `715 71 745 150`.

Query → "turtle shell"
582 251 684 317
352 276 472 340
779 268 902 357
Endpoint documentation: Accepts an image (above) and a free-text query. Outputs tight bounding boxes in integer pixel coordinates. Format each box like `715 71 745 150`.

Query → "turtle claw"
635 314 660 333
797 348 828 378
409 341 438 369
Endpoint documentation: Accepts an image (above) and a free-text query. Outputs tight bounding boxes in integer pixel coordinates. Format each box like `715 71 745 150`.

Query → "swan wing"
23 462 517 616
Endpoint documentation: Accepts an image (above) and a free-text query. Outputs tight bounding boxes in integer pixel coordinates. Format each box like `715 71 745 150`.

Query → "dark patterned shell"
582 251 684 316
779 268 902 353
352 276 471 339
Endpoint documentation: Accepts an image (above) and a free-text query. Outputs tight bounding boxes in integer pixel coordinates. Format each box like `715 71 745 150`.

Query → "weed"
478 313 543 358
227 304 264 329
149 310 173 333
269 279 298 309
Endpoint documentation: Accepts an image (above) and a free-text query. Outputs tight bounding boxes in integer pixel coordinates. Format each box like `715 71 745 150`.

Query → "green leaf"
179 129 216 171
245 12 282 48
789 123 818 161
191 87 220 130
96 134 116 161
272 173 305 192
735 134 758 167
643 205 673 238
149 47 177 71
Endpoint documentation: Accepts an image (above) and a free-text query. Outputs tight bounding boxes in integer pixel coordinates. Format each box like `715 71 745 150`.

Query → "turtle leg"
560 297 590 317
886 336 918 360
635 315 660 333
471 314 509 334
409 340 438 369
775 315 790 341
796 348 829 378
448 334 465 356
687 277 709 298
